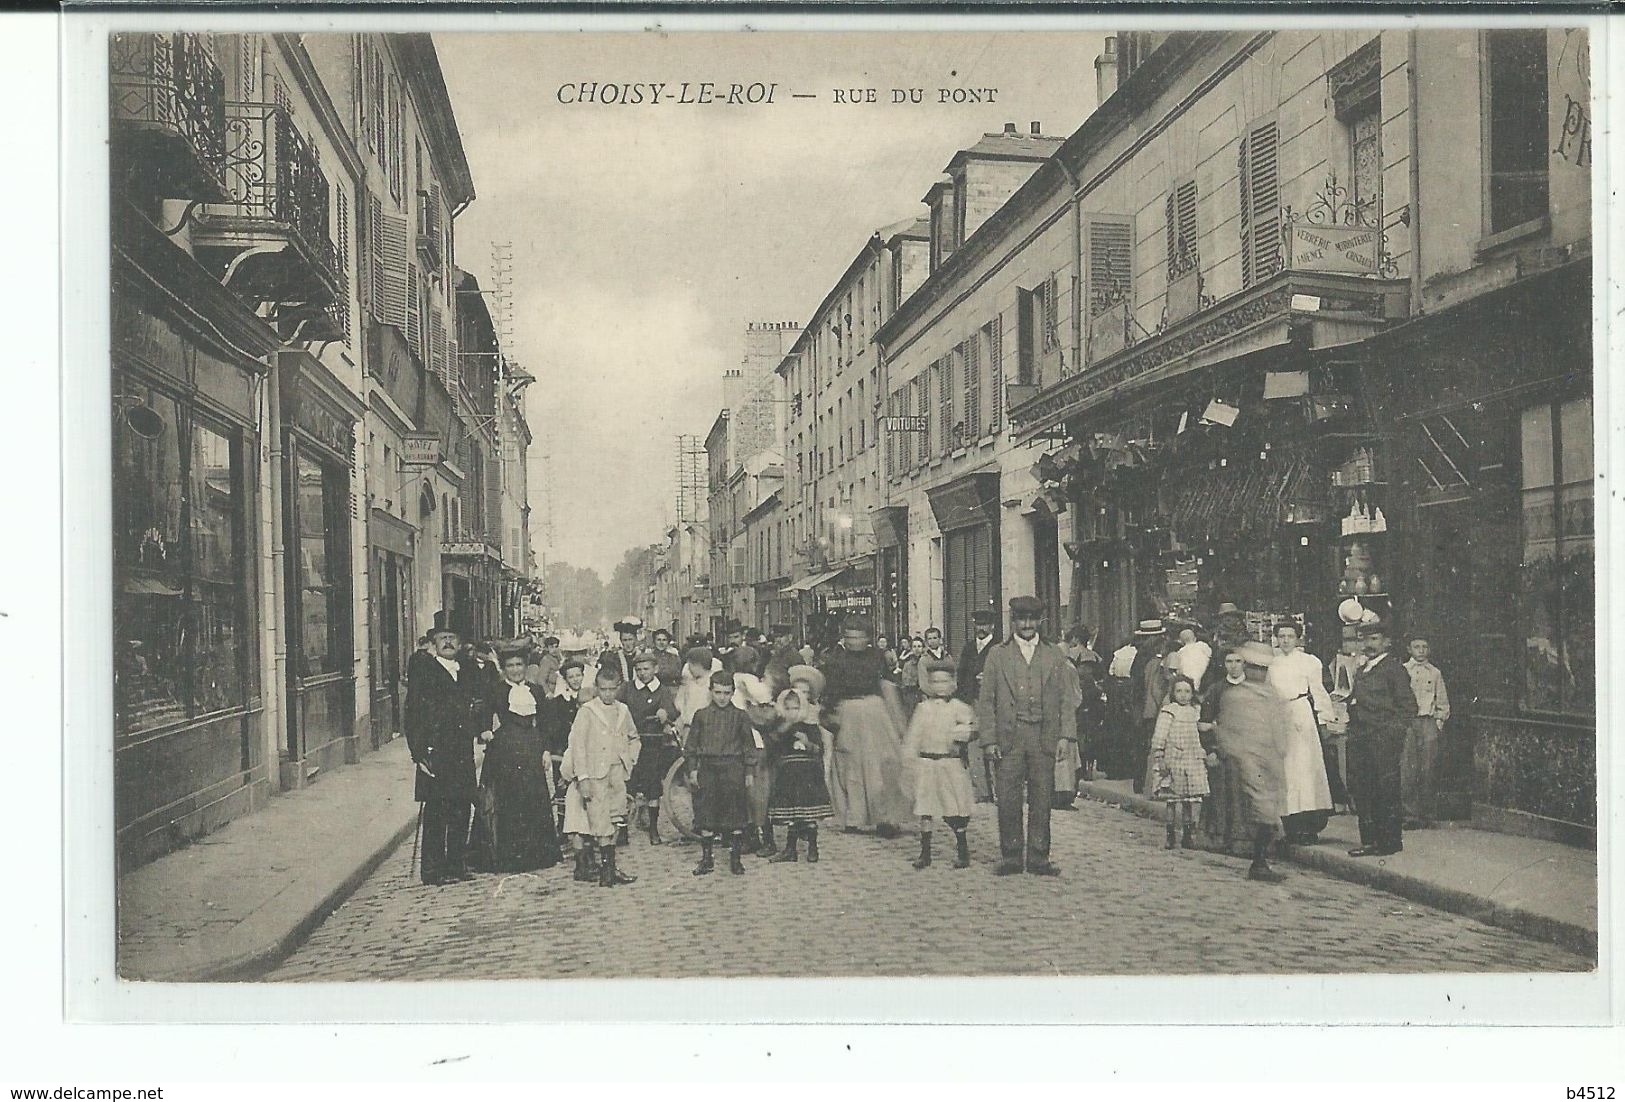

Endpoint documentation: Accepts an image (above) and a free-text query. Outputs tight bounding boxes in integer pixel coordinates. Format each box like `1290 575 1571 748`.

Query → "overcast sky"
435 31 1106 579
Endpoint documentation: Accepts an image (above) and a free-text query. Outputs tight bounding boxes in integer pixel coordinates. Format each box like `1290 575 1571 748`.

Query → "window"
1017 286 1038 384
1484 29 1550 235
1238 119 1282 287
115 391 248 736
1348 106 1382 226
295 452 346 676
1165 180 1199 280
1519 397 1593 715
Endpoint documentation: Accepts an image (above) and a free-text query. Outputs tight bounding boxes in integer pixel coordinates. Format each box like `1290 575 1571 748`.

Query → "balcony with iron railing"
190 101 341 317
109 32 228 204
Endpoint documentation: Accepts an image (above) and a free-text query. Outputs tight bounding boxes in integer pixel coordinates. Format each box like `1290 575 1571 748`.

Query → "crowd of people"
401 597 1450 890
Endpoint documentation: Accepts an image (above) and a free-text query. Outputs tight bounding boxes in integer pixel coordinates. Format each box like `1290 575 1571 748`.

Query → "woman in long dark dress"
474 648 563 873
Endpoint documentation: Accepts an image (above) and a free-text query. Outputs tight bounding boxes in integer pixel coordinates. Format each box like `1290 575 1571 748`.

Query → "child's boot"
572 848 590 882
952 827 971 869
609 845 636 885
912 832 932 870
598 845 616 888
804 825 820 863
615 823 630 848
1165 821 1177 850
692 835 715 876
584 842 602 878
729 833 747 874
741 826 761 855
759 823 778 858
647 804 663 846
770 825 799 863
1181 823 1195 849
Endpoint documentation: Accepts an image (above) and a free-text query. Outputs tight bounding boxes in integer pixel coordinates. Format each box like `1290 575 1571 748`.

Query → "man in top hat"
975 596 1081 876
600 617 644 696
955 609 998 802
404 612 487 885
1345 621 1412 856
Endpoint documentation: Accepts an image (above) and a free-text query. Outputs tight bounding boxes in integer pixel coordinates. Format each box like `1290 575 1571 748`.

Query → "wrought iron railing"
109 32 227 199
214 101 339 286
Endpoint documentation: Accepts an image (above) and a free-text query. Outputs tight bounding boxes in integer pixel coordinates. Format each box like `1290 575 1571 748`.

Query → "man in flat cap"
404 612 486 885
716 620 760 680
1346 621 1411 856
976 596 1081 876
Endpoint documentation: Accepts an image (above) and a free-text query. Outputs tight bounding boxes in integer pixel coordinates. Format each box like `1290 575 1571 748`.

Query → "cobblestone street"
270 799 1590 981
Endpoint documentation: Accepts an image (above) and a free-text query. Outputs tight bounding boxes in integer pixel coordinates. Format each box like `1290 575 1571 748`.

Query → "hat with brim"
1134 619 1166 636
972 610 996 626
786 664 825 700
613 618 644 635
1215 602 1241 616
1356 620 1391 637
1008 595 1043 617
1238 640 1275 668
428 610 459 639
734 673 773 707
632 649 659 666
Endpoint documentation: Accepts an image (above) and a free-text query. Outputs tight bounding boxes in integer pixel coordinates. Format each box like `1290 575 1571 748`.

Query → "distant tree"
541 561 604 629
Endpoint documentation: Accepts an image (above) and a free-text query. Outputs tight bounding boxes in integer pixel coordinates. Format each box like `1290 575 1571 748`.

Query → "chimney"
1002 122 1017 136
1030 121 1041 136
1095 35 1119 105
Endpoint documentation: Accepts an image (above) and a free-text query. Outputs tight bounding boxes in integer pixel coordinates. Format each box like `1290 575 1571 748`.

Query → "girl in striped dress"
767 688 834 862
1150 675 1209 849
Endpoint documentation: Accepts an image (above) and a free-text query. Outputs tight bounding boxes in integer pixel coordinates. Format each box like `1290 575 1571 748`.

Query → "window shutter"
406 263 421 361
1239 121 1280 287
353 36 366 143
335 188 351 341
1042 273 1059 350
367 196 383 320
962 335 981 443
1086 216 1134 318
935 358 951 455
429 308 445 385
987 315 1003 433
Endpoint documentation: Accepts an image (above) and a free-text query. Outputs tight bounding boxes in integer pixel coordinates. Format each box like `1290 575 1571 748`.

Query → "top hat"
429 610 459 638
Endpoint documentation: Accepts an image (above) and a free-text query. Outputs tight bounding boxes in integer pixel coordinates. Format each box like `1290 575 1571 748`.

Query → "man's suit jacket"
956 637 994 702
404 656 485 803
975 637 1081 752
1349 653 1414 740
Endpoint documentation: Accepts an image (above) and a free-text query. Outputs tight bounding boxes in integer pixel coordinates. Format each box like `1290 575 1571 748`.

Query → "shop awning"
1008 271 1408 443
780 567 847 595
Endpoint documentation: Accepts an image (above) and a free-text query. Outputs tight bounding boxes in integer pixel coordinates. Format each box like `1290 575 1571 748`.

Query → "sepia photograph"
89 16 1603 1003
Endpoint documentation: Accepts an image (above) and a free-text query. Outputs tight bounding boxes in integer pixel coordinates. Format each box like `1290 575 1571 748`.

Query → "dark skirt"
768 750 833 824
628 736 678 800
692 758 749 834
471 735 562 872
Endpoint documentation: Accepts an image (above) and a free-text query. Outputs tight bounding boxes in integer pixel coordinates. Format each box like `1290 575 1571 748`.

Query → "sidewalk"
1077 777 1598 958
117 736 420 982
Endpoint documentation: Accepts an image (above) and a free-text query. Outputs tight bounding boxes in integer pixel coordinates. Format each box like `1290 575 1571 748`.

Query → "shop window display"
296 452 345 676
114 386 247 736
1519 398 1594 715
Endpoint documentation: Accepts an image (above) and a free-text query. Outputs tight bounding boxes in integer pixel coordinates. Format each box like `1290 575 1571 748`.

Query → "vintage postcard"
61 11 1609 1026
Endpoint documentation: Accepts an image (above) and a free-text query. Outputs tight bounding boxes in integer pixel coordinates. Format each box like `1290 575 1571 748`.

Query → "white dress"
1266 649 1334 816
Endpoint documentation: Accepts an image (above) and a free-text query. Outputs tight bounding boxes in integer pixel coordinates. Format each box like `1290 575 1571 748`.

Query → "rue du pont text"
555 82 998 105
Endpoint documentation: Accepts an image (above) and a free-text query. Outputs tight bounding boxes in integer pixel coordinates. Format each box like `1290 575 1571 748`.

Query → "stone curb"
1075 779 1598 960
126 801 421 984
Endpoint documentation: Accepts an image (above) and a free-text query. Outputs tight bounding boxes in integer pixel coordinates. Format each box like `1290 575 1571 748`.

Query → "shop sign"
1285 224 1378 275
882 415 929 433
293 395 355 460
825 589 874 611
443 539 497 559
401 431 443 468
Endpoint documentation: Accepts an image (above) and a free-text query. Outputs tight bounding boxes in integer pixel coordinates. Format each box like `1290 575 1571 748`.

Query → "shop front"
277 349 363 786
442 538 505 641
871 505 909 645
112 221 274 867
1379 259 1593 842
926 472 1001 654
368 509 415 747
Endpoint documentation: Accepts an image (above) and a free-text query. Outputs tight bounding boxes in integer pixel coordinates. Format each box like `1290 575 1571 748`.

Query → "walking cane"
411 803 424 879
